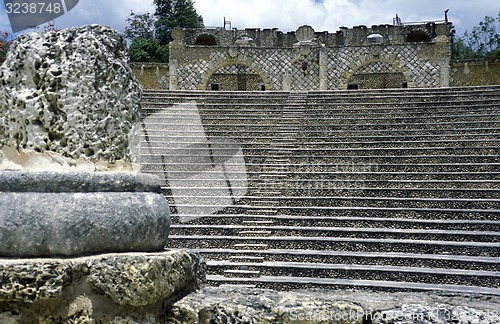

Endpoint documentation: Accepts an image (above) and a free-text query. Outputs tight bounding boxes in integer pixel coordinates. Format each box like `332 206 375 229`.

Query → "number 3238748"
5 2 63 14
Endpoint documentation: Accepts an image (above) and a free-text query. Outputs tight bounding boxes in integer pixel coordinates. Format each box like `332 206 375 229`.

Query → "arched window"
406 31 431 43
194 34 217 46
367 33 384 44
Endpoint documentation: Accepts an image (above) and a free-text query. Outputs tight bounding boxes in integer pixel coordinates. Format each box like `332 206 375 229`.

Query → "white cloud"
194 0 498 36
0 0 497 37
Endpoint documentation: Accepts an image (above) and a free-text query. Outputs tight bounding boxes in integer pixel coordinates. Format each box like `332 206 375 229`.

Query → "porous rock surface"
0 24 142 169
168 287 500 324
0 250 205 322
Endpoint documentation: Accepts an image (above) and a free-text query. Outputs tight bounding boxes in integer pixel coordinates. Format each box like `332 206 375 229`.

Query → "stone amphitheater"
141 86 500 298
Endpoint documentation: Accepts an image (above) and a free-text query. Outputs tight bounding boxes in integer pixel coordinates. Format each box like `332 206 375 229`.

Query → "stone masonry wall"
450 61 500 87
130 63 170 90
127 60 500 90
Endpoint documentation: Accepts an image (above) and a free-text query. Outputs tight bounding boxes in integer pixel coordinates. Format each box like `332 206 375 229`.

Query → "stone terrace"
140 86 500 295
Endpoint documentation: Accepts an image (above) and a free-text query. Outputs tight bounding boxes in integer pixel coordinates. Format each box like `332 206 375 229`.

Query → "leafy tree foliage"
0 31 14 61
124 11 156 41
124 11 169 63
154 0 204 45
452 12 500 60
129 37 169 63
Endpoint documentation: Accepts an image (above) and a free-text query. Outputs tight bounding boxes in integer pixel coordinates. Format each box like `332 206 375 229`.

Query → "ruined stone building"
168 21 453 91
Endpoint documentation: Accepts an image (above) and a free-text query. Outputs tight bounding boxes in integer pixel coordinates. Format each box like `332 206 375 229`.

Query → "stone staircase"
141 86 500 295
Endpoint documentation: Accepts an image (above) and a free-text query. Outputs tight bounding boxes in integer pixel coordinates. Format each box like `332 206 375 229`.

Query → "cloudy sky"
0 0 498 39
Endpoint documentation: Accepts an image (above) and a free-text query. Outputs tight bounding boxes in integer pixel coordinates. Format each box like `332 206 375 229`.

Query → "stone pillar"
170 58 179 90
440 58 451 87
319 46 328 90
283 71 292 90
169 27 186 91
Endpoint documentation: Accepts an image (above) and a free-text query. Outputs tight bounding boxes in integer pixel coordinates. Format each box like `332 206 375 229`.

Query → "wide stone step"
276 179 499 190
207 261 499 287
171 216 500 231
141 129 500 142
279 171 499 181
279 187 499 199
194 248 500 271
140 143 500 156
169 195 499 209
170 225 499 242
206 275 500 296
142 162 499 179
167 235 500 256
223 206 499 220
307 108 500 117
141 110 500 125
285 162 500 173
293 139 499 149
141 138 499 151
144 166 500 183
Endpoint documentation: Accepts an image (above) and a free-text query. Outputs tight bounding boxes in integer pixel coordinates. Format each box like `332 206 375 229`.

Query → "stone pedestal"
0 25 188 322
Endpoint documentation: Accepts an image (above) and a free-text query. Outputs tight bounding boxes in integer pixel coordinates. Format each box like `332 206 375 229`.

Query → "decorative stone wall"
169 23 453 91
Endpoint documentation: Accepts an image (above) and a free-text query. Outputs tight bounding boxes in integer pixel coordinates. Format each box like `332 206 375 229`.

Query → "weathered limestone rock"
167 288 500 324
0 251 206 322
168 287 365 323
0 24 141 170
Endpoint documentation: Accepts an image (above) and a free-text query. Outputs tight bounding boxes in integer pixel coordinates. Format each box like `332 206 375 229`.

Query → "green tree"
124 11 169 63
0 31 14 61
129 37 169 63
452 12 500 60
154 0 204 45
124 11 156 41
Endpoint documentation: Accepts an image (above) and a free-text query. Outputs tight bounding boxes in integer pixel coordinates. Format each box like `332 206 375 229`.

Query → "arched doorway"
206 64 266 91
348 61 408 89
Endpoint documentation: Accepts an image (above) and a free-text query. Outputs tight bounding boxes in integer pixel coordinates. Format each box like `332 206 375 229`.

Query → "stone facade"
168 23 453 91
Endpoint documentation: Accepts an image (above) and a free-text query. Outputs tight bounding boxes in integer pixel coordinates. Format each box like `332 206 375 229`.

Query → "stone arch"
344 59 412 89
406 30 431 43
194 34 217 46
200 59 272 91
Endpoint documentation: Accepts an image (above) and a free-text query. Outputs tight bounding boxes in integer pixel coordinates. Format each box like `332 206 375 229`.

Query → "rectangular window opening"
348 83 359 90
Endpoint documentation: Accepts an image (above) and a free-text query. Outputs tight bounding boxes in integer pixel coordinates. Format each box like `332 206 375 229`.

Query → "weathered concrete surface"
0 170 170 258
0 250 205 322
0 191 170 257
0 24 142 171
167 287 500 323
